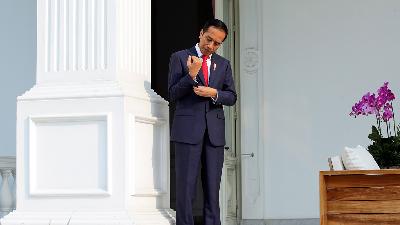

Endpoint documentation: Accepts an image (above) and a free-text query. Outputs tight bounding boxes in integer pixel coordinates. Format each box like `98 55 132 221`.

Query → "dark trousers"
174 131 224 225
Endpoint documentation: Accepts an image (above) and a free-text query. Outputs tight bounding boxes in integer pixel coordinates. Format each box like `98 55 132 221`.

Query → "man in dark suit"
168 19 237 225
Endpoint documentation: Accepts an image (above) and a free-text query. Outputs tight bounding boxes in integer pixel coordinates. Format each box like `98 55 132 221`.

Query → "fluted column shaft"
36 0 150 85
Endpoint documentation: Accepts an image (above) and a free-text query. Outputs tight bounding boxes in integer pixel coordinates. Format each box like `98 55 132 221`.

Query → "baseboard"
241 218 319 225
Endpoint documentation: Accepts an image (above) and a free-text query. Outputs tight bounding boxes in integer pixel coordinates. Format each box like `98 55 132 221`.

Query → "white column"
1 0 174 224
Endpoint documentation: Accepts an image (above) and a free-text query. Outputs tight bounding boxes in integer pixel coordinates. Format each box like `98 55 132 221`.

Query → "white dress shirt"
194 43 218 102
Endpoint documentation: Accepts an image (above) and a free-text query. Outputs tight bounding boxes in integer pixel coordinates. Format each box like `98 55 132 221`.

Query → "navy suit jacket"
168 46 237 146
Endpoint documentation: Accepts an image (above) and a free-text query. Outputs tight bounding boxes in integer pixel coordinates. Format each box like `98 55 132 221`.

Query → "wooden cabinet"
320 170 400 225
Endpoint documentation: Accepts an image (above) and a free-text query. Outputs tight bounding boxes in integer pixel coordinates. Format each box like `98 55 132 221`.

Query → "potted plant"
350 82 400 168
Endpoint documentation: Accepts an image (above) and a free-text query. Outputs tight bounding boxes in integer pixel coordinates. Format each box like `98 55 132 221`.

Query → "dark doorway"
151 1 214 225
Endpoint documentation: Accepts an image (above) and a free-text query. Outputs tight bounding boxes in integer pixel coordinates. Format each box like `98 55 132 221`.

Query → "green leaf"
368 125 381 142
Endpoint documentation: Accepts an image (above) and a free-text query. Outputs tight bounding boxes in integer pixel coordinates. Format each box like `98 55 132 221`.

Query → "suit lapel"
186 47 206 86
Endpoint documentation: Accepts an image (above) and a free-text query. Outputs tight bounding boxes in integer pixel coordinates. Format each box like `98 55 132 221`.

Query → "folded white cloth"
341 145 380 170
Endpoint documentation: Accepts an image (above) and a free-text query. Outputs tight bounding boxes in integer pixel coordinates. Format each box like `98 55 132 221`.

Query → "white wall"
261 0 400 219
0 0 36 156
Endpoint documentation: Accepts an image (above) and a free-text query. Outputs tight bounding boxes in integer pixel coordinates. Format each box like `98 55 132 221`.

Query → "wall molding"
28 113 112 197
18 81 168 105
243 47 260 74
128 114 168 198
242 219 319 225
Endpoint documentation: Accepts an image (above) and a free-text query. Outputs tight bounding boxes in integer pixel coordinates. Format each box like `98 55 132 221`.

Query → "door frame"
215 0 242 224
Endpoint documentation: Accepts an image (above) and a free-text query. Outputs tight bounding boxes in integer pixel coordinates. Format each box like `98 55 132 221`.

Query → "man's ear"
199 29 204 38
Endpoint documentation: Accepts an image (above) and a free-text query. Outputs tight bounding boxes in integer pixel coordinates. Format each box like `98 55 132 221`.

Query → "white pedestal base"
4 82 174 225
1 209 176 225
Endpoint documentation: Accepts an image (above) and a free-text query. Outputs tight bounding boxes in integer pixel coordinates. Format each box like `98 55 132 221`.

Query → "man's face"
198 26 226 56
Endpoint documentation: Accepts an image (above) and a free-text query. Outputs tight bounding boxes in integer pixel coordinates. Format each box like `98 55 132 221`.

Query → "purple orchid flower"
350 92 377 117
377 82 395 110
350 82 398 138
382 103 394 122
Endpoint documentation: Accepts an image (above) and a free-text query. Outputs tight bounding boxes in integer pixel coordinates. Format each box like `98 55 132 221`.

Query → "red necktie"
202 55 209 86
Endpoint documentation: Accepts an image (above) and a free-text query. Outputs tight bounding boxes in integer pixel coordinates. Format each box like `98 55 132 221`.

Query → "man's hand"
193 86 217 98
187 55 202 79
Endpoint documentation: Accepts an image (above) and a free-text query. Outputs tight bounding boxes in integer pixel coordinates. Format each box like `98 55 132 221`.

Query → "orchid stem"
386 121 390 137
392 102 397 136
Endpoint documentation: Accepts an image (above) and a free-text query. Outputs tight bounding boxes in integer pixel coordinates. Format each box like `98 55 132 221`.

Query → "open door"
152 0 241 223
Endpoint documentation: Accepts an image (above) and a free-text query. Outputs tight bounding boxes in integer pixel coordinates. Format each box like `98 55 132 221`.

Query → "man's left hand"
193 86 217 98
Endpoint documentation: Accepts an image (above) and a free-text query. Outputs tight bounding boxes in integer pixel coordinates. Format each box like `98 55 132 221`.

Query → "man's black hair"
202 19 228 41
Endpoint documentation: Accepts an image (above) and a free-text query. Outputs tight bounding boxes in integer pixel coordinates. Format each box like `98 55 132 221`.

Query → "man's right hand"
187 55 202 79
